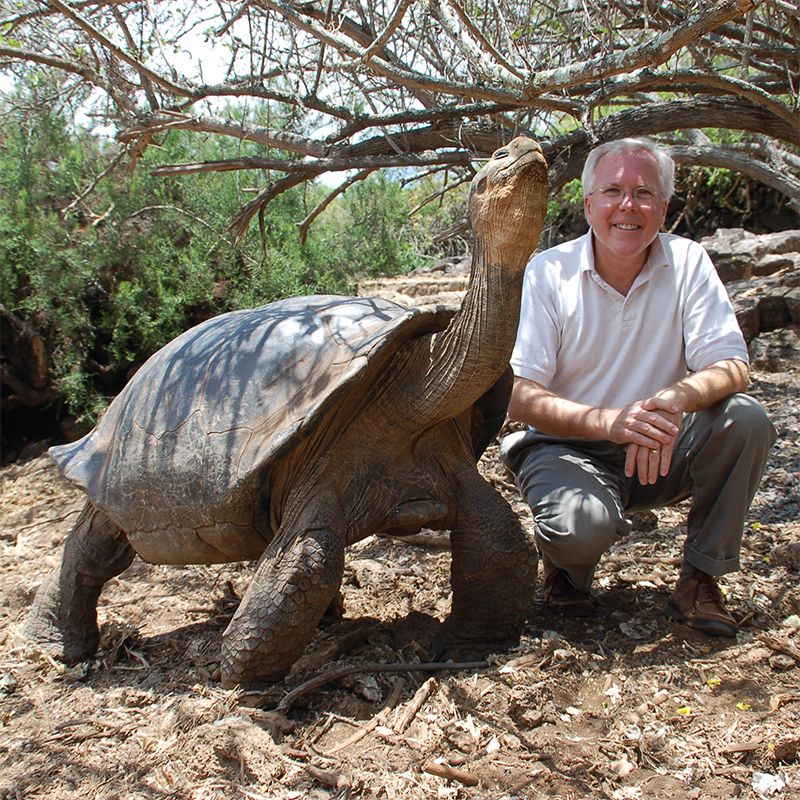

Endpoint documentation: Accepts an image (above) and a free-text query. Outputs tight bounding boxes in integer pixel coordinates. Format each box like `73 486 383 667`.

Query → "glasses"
589 186 661 207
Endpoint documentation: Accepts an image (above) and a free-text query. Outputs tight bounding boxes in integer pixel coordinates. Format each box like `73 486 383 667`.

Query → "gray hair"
581 138 675 200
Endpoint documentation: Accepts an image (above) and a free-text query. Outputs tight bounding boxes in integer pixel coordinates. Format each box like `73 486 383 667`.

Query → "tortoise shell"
50 295 461 563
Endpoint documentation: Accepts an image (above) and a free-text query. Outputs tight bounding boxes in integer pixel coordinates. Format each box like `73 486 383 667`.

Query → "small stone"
773 735 800 762
0 673 17 695
652 689 670 705
771 542 800 569
752 771 786 798
625 724 642 740
619 621 646 640
610 754 635 778
769 653 796 671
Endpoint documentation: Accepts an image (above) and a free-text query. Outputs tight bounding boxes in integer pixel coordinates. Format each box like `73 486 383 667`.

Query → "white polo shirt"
510 232 749 409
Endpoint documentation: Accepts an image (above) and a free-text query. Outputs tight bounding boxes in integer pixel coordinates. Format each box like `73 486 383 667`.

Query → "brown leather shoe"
666 568 737 637
542 554 596 617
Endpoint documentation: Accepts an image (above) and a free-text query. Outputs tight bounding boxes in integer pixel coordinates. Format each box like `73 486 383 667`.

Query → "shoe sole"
664 600 737 638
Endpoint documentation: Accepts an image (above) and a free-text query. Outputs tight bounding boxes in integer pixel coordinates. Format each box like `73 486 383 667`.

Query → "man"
501 137 776 637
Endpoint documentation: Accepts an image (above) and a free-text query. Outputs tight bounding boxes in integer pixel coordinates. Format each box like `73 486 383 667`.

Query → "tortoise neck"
395 242 527 429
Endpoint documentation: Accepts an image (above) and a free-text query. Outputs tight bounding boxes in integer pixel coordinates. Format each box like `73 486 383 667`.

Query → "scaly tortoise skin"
25 137 549 687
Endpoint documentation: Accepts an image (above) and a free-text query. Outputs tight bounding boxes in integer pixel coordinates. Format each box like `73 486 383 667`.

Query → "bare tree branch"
584 68 798 128
230 172 309 241
109 5 160 111
359 0 415 64
670 144 800 211
151 149 475 177
119 112 329 157
45 0 193 98
297 169 373 244
526 0 765 93
64 145 130 214
547 97 800 192
0 44 100 83
1 0 796 233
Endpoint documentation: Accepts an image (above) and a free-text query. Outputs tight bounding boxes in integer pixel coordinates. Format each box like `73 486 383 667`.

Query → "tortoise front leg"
220 511 345 688
438 466 537 656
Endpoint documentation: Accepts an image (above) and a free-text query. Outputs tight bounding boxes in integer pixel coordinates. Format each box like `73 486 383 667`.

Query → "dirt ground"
1 351 798 800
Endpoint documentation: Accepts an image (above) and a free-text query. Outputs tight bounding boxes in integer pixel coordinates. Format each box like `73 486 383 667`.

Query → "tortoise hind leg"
220 522 345 689
24 501 135 664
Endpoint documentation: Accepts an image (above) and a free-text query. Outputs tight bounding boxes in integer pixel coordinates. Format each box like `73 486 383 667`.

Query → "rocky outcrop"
709 229 800 371
727 271 800 341
748 326 799 372
699 229 800 282
359 257 470 309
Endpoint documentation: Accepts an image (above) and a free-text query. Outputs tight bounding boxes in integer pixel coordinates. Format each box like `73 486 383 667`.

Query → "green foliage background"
0 74 463 427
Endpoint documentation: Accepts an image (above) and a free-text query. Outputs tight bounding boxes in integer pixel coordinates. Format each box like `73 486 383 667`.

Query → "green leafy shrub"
0 74 438 431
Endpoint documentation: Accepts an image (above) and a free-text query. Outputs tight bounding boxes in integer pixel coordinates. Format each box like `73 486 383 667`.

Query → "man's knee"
717 394 776 448
533 490 624 566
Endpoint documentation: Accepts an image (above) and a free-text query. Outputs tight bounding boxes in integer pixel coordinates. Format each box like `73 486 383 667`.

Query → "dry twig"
323 676 407 754
423 760 480 786
395 676 438 734
760 633 800 662
303 763 350 790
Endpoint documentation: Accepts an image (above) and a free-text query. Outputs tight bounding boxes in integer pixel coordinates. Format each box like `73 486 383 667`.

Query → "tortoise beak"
492 137 547 179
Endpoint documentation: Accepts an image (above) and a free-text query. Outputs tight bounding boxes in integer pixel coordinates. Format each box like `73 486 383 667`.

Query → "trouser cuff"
683 545 740 577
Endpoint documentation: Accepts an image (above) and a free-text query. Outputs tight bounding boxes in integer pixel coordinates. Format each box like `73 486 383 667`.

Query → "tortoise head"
468 136 549 271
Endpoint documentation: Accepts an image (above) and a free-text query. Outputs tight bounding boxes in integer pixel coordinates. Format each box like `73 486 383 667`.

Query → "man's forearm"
508 378 614 439
655 359 749 413
508 359 748 446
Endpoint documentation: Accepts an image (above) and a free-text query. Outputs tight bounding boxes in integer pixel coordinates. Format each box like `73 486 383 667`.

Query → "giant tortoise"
25 136 548 687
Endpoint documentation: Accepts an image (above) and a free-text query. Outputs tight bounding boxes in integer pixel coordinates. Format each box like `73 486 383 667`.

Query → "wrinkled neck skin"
408 243 525 424
387 183 542 432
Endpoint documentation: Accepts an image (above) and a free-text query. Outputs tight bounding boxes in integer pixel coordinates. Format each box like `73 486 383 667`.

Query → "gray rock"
748 327 800 372
754 253 800 277
729 270 798 342
702 228 800 284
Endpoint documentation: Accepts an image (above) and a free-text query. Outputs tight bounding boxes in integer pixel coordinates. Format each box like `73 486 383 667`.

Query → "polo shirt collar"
580 231 671 277
579 232 595 273
647 235 670 271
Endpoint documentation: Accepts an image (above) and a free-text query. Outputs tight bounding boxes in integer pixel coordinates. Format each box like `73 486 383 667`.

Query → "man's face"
584 150 669 271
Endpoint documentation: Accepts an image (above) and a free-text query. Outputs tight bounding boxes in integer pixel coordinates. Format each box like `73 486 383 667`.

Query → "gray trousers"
501 394 776 593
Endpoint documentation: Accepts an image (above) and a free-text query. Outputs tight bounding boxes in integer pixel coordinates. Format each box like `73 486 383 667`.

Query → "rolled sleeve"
681 242 749 372
510 256 561 387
